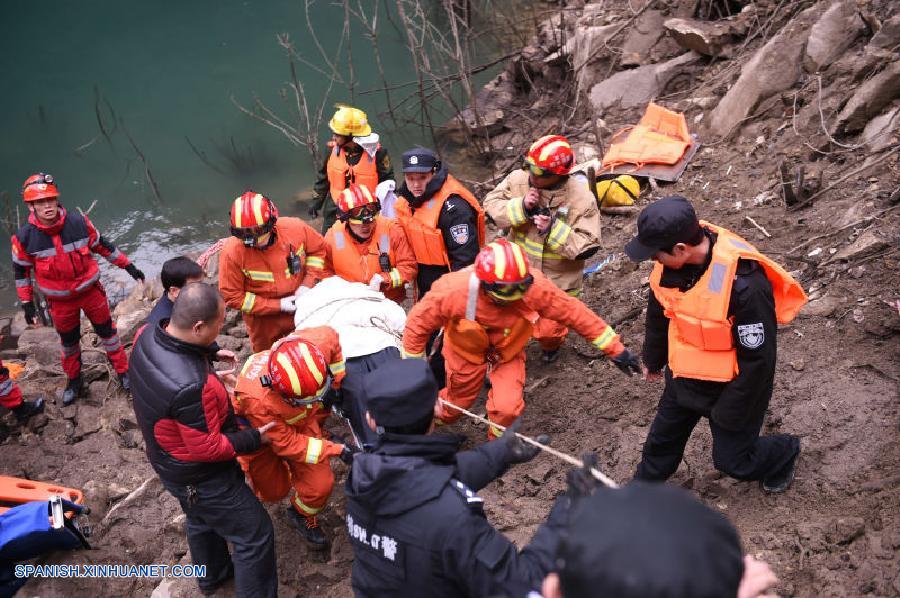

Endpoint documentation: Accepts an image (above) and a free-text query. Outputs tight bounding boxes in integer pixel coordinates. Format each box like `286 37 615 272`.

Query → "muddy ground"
3 0 899 596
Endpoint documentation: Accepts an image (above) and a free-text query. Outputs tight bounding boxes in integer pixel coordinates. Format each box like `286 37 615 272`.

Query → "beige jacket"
483 169 601 293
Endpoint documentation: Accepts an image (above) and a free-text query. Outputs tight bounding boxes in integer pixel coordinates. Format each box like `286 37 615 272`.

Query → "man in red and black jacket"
130 282 277 597
11 173 145 404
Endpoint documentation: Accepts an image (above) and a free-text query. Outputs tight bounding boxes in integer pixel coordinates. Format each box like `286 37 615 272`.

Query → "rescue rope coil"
437 399 619 488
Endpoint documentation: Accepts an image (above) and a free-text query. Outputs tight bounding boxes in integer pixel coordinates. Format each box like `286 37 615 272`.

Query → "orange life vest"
394 175 485 267
444 273 535 365
328 217 403 302
326 144 379 201
601 102 692 171
649 223 807 383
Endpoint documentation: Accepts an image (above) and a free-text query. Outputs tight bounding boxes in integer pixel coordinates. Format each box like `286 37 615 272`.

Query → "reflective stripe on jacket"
394 175 485 267
649 222 807 383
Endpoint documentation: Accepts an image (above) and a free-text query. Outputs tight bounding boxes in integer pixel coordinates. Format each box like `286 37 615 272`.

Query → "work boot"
762 440 801 494
118 372 131 393
13 398 45 424
541 349 560 363
287 508 328 548
198 562 234 596
62 377 85 406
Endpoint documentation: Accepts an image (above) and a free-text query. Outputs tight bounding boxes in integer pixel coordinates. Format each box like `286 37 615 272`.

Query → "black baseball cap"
402 147 439 173
365 359 437 427
558 481 744 598
624 195 701 262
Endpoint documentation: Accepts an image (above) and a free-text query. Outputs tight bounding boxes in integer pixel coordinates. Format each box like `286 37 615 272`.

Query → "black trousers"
634 378 798 482
342 347 402 449
162 465 277 597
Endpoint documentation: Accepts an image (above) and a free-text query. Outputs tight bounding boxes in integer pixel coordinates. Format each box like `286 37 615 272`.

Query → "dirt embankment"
2 0 898 596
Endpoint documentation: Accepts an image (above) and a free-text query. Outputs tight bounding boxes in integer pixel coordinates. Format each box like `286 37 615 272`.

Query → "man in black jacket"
625 196 803 493
344 359 569 597
130 283 278 597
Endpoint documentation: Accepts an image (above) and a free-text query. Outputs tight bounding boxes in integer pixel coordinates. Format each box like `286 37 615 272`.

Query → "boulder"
869 14 900 49
565 24 618 94
664 17 740 57
861 107 900 151
621 10 666 66
803 0 867 72
589 51 700 112
802 295 844 318
832 62 900 135
116 306 152 345
708 4 825 137
831 229 892 262
17 326 63 367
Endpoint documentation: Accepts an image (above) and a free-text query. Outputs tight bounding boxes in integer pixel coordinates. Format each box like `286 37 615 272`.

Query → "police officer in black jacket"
625 197 803 493
131 283 278 597
344 359 569 597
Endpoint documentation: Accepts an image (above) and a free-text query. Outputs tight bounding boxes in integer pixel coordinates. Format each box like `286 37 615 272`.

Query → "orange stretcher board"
0 476 84 515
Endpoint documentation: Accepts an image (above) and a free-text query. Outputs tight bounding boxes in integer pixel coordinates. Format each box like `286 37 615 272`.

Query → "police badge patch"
450 224 469 244
737 323 765 348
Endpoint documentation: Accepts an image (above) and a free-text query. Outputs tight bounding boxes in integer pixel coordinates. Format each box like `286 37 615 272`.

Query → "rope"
437 399 619 488
197 238 228 269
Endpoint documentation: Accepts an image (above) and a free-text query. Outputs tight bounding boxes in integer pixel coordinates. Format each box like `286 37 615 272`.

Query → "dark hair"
658 225 706 255
170 283 223 329
381 411 434 436
160 256 204 292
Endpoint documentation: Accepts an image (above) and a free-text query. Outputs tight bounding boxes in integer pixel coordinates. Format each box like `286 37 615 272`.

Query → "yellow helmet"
595 175 640 207
329 104 372 137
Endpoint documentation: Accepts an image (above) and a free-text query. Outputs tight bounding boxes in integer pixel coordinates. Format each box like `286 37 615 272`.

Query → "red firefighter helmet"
230 191 278 246
266 337 331 406
475 239 533 302
22 173 60 203
525 135 574 176
336 184 380 223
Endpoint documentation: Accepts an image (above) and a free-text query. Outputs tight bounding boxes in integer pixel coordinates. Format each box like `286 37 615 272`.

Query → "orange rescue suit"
219 217 327 352
402 268 624 437
650 222 807 383
394 175 486 267
322 216 417 304
327 143 379 202
232 326 346 517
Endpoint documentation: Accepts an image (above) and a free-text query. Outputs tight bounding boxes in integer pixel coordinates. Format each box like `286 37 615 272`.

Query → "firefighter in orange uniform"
322 184 416 303
311 105 394 233
219 191 327 352
232 328 353 547
402 239 640 438
484 135 602 363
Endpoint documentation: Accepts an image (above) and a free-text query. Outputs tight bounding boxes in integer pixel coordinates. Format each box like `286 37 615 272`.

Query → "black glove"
566 452 600 499
502 420 549 465
307 203 320 219
22 302 37 325
125 264 145 282
339 444 359 465
611 349 641 377
321 388 342 412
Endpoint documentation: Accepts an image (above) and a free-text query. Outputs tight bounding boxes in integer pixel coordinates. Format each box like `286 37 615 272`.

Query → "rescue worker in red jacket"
311 105 394 233
11 173 144 405
219 191 327 353
402 239 640 438
626 196 806 493
0 360 44 423
322 184 416 303
233 328 353 547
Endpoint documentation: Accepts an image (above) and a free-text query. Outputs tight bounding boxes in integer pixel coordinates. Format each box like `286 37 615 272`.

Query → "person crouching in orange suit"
232 327 353 548
219 191 327 353
322 184 416 303
402 239 641 439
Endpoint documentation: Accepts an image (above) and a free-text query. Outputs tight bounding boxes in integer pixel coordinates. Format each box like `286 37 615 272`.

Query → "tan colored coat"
483 169 600 293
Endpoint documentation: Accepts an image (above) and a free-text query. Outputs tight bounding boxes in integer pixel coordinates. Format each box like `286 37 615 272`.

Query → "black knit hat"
365 359 437 427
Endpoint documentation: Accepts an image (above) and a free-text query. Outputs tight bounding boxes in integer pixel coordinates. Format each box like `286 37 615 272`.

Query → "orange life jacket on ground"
328 217 404 302
326 144 379 201
601 102 692 171
394 175 485 267
649 223 807 383
444 273 535 365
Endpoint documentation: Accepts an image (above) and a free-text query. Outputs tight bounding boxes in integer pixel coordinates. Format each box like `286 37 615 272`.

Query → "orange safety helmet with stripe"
264 336 332 407
474 239 534 303
230 191 279 248
525 135 574 176
336 184 380 224
22 173 60 202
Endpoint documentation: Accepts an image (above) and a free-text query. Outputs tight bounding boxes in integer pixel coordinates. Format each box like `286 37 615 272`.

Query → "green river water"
0 0 517 307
